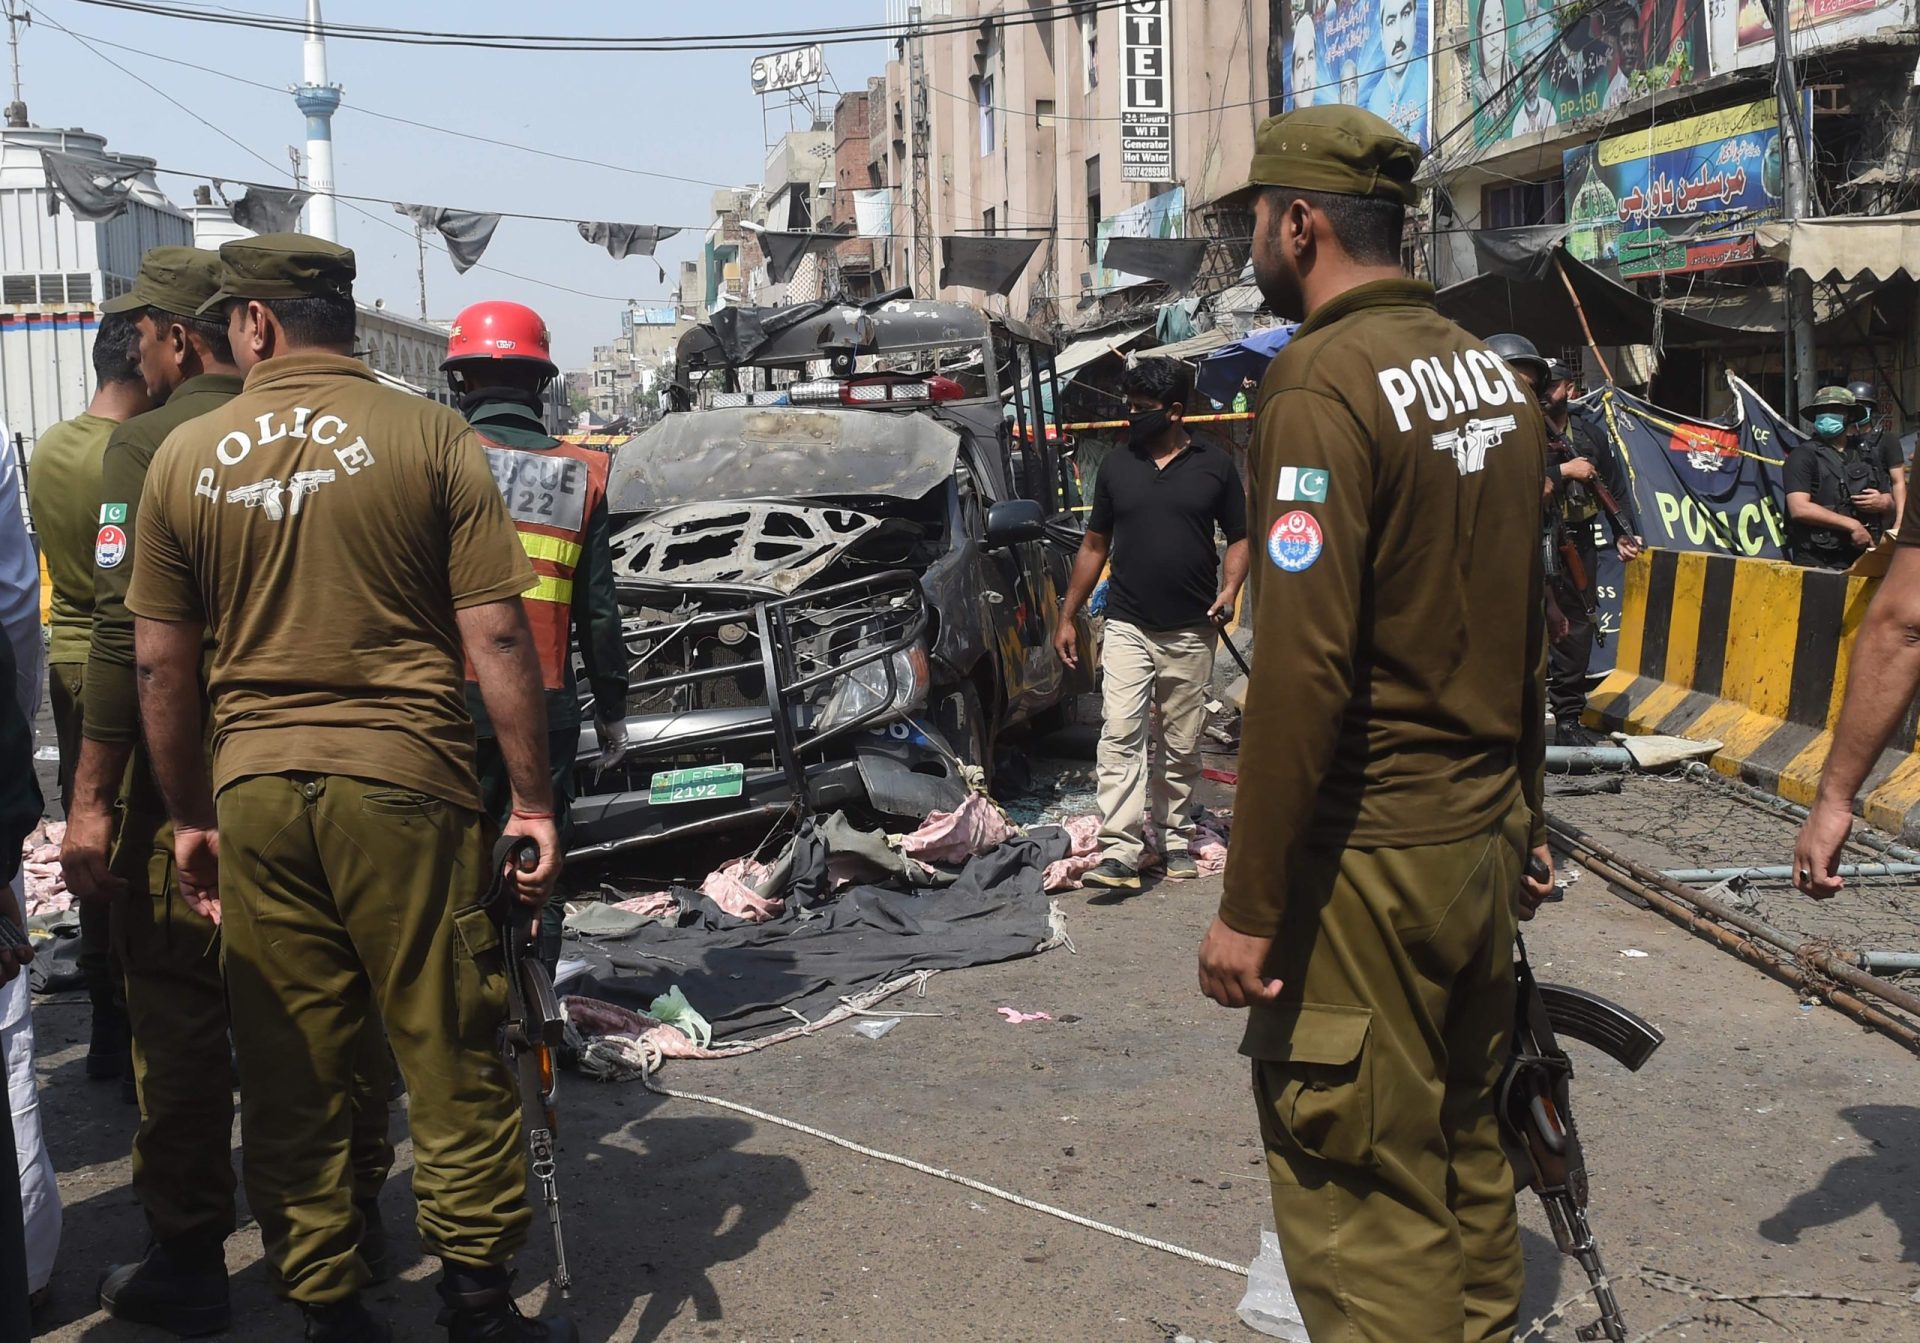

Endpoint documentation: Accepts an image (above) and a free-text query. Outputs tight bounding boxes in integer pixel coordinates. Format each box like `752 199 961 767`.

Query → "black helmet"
1545 359 1576 385
1486 332 1549 381
1847 380 1877 414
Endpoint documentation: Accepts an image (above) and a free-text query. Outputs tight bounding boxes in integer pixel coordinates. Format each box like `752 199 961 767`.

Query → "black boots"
302 1296 393 1342
85 1000 130 1080
356 1197 390 1285
97 1241 231 1337
436 1267 578 1342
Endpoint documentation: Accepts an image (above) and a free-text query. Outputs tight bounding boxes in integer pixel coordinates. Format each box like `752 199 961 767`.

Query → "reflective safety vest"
476 433 610 691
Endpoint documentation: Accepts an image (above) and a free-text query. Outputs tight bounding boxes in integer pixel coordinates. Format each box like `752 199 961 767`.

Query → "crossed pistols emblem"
225 469 337 521
1431 415 1518 476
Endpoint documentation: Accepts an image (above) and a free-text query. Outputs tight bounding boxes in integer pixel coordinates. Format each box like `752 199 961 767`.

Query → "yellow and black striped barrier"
1587 548 1920 838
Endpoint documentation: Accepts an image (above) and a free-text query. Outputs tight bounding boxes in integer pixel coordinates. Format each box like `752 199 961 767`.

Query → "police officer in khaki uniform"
25 311 150 1080
1196 108 1554 1342
56 247 393 1334
124 234 573 1343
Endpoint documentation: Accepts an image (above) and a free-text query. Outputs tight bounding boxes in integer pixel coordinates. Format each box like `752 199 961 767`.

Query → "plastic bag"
1235 1231 1309 1341
646 985 714 1050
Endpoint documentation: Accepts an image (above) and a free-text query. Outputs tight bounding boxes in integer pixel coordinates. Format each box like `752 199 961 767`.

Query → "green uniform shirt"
1221 279 1549 939
26 412 115 666
125 354 534 811
460 398 627 738
83 374 244 745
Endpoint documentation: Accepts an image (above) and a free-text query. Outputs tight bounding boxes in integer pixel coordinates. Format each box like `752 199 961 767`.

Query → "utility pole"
413 223 428 318
4 6 29 128
908 2 935 300
1763 0 1815 414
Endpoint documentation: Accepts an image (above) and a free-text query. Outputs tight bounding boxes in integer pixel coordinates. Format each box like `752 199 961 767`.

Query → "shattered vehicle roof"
607 406 963 512
675 298 994 376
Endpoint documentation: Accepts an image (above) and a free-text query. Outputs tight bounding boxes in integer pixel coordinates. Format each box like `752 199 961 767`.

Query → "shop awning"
1435 245 1874 351
1756 211 1920 282
1136 328 1238 360
1051 325 1151 383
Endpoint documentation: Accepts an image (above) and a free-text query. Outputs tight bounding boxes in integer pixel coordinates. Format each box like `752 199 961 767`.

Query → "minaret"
293 0 342 241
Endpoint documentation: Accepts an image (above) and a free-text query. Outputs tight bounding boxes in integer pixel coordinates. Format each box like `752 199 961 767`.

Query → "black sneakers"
1163 850 1201 880
98 1241 231 1337
436 1268 579 1343
1081 858 1142 891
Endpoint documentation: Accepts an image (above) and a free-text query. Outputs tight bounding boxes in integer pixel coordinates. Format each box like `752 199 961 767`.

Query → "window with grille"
1482 179 1565 231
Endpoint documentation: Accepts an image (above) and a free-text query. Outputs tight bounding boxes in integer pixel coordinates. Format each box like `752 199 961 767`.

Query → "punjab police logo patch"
95 524 127 569
1267 510 1323 573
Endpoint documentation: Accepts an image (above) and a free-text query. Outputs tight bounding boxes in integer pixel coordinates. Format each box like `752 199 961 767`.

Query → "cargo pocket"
1247 1003 1377 1169
451 904 511 1054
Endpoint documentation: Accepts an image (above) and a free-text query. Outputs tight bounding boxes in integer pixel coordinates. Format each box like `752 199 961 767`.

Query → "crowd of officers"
9 237 629 1342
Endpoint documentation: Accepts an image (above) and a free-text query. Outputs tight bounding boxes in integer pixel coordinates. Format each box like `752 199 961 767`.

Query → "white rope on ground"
636 1067 1249 1278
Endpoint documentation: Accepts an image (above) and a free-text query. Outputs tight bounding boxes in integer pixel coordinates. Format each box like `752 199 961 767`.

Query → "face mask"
1128 407 1171 450
1813 413 1847 439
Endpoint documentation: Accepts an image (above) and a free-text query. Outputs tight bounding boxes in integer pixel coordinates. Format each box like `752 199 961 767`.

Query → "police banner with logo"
1578 375 1799 673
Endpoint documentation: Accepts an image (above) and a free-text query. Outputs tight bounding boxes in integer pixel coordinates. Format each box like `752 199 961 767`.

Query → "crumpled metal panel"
612 501 879 596
608 406 960 512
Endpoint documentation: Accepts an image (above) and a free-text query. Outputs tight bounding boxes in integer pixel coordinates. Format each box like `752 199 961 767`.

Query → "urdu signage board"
1120 1 1174 182
750 44 825 95
1563 95 1806 279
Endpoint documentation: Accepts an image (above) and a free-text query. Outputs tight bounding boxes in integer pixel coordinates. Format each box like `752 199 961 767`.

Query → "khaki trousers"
110 803 393 1260
218 774 528 1304
1095 619 1216 867
1247 798 1529 1343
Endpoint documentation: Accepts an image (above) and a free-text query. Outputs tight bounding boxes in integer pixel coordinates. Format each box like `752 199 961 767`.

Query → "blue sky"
27 1 889 368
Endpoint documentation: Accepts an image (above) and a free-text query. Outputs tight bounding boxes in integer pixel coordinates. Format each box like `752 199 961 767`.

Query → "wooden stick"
1556 253 1617 385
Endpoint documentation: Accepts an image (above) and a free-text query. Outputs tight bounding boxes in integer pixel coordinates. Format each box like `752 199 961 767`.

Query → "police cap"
198 232 356 314
100 246 224 320
1242 105 1421 207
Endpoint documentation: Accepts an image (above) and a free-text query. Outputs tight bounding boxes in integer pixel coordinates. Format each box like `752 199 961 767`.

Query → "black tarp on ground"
568 826 1071 1040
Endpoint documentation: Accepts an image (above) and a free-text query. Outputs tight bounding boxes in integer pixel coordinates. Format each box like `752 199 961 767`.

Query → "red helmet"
443 301 557 376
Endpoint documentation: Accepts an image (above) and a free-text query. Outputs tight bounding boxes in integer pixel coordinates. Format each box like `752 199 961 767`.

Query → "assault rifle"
486 837 573 1299
1501 892 1664 1342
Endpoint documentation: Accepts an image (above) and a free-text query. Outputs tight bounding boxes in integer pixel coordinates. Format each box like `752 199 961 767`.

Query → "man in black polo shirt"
1054 358 1249 891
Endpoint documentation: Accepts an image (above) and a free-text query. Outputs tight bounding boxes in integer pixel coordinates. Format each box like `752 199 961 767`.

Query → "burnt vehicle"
568 295 1094 858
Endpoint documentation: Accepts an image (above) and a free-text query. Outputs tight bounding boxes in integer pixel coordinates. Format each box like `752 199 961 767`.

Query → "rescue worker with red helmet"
444 301 628 974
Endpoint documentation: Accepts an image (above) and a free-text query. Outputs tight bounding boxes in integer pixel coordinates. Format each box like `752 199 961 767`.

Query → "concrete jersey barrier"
1587 547 1920 842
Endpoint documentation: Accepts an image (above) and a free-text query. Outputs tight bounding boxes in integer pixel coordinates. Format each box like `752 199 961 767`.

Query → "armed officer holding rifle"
1540 359 1641 743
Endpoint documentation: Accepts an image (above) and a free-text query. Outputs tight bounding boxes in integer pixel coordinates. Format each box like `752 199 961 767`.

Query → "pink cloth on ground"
1041 813 1103 892
899 793 1015 865
564 995 727 1060
700 857 785 922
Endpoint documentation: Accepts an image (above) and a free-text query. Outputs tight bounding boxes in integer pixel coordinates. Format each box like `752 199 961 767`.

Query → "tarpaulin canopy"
1756 211 1920 283
1436 245 1862 350
1194 324 1295 404
760 228 853 284
1050 325 1150 383
939 234 1043 295
1099 236 1211 293
1137 328 1238 361
395 203 501 274
229 184 310 235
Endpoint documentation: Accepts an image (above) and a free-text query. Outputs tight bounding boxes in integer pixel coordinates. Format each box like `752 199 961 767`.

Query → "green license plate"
648 763 745 806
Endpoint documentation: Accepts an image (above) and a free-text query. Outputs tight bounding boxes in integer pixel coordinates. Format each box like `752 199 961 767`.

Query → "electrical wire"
48 16 653 304
70 0 1132 53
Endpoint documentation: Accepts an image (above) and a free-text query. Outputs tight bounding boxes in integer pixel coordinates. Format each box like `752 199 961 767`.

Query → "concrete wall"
872 0 1271 323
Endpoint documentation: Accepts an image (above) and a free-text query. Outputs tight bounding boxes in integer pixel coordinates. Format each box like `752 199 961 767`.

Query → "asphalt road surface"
24 767 1920 1341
